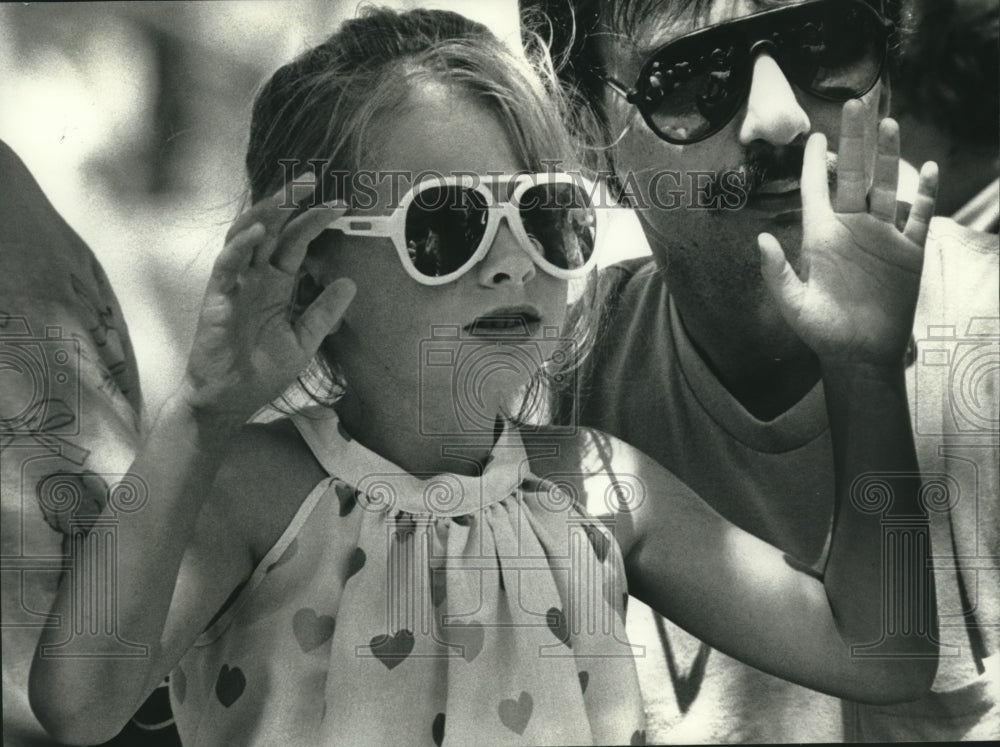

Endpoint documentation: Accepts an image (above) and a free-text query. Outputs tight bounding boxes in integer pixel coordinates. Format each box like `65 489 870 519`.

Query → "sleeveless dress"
169 408 646 745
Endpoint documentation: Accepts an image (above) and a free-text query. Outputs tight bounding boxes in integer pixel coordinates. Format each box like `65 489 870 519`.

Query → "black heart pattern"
172 666 187 705
520 475 556 493
345 547 366 580
578 670 589 694
292 608 336 653
370 629 414 670
519 475 539 492
498 691 533 735
585 524 610 563
40 406 75 433
631 729 647 745
395 511 418 536
334 481 358 517
431 567 447 608
432 712 446 746
547 607 571 648
266 538 298 573
215 664 246 708
444 620 485 662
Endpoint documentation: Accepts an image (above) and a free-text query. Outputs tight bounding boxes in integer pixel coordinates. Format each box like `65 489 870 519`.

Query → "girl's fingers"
251 173 322 266
295 277 357 353
869 118 900 224
759 232 807 325
270 203 348 275
226 173 323 269
835 100 869 214
902 161 939 248
209 223 265 293
800 132 831 218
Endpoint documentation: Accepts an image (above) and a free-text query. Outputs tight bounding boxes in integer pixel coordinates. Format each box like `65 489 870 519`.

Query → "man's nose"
476 221 536 287
738 52 811 146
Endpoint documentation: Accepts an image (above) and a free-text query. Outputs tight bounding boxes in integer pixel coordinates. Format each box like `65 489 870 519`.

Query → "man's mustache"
706 137 839 202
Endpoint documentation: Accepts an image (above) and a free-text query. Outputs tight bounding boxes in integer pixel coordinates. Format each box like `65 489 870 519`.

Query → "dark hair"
247 7 586 203
520 0 905 140
246 6 606 423
891 0 999 143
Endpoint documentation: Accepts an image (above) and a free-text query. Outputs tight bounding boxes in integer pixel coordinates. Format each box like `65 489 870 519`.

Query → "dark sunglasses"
328 173 601 285
593 0 892 145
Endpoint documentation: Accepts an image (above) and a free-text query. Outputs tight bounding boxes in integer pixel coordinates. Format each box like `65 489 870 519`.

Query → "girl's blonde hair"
246 6 592 201
247 6 605 423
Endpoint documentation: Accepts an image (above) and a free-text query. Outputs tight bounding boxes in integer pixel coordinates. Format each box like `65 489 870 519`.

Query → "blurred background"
0 3 995 746
1 0 996 416
0 0 556 417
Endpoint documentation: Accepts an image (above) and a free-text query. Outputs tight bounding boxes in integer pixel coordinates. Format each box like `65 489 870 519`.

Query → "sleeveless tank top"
170 408 646 745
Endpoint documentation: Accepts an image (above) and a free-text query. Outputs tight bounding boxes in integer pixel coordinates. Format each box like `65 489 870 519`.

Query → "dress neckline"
291 407 532 517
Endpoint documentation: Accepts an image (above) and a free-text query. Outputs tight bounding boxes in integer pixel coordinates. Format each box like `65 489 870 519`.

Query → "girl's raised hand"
180 179 355 426
758 101 939 367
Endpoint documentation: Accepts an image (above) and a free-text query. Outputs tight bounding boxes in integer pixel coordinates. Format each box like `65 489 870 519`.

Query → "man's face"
598 0 888 337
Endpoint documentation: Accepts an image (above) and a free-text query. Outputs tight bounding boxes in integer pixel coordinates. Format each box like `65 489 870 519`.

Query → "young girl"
30 8 940 746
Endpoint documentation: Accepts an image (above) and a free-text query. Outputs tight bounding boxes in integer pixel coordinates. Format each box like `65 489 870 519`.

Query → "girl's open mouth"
464 306 542 336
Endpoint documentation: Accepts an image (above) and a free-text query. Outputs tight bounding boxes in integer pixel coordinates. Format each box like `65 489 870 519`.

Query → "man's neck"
673 294 822 421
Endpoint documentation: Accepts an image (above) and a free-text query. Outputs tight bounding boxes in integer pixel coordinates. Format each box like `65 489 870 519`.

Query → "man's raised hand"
758 100 938 367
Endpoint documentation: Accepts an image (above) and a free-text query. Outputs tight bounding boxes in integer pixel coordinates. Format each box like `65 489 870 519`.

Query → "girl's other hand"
179 179 355 427
758 101 939 368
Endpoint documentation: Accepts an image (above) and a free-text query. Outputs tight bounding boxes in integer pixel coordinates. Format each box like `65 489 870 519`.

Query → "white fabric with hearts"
169 407 646 746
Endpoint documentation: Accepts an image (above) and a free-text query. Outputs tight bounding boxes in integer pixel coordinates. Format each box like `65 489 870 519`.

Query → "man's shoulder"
928 216 999 258
919 217 999 323
593 257 667 334
565 258 675 424
598 256 662 295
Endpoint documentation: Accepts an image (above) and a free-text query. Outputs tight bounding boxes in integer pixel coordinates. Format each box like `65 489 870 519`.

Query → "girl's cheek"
538 278 569 321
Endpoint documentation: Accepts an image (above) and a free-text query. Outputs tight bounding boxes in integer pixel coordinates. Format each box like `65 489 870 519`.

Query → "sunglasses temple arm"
589 66 637 104
326 215 394 237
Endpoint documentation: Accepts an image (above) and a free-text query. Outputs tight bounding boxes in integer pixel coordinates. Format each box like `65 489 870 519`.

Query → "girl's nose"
738 52 811 146
476 221 536 287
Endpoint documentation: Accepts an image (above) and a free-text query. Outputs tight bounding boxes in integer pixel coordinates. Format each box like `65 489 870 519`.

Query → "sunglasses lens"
641 1 886 144
404 186 488 278
779 2 886 98
644 35 747 143
518 182 596 272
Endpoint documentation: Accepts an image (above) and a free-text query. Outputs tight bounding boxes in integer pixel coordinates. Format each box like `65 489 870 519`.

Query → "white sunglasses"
327 172 602 285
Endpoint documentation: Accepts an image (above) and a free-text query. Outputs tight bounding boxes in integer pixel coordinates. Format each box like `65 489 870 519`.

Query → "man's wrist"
819 359 910 416
819 358 907 383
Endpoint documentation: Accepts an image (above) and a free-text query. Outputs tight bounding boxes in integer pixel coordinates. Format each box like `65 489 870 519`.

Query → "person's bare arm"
594 103 941 702
29 184 354 744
